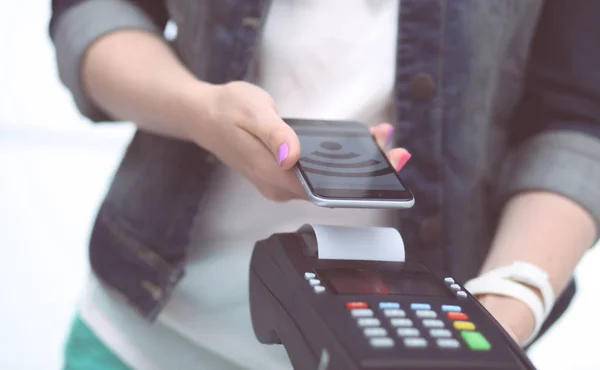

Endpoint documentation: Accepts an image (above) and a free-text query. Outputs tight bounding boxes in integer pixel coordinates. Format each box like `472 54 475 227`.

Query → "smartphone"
284 118 415 209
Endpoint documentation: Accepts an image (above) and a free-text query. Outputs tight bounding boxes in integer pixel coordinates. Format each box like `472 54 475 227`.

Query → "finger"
371 123 395 151
239 109 301 170
263 166 307 199
281 170 308 199
257 185 300 203
386 148 412 172
251 171 306 202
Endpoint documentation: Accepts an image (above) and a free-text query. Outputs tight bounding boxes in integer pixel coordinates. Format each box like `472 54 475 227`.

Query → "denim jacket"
50 0 600 337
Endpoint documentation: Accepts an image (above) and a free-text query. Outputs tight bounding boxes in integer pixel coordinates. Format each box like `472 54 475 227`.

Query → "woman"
50 0 600 369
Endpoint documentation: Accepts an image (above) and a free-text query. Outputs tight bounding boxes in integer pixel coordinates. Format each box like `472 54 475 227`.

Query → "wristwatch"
464 261 555 346
484 261 555 317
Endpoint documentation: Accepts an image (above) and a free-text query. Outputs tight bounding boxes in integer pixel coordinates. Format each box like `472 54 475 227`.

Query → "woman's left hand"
374 125 526 344
370 123 411 171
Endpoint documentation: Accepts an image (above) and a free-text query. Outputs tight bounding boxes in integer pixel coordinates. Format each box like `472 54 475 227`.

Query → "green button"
461 331 491 351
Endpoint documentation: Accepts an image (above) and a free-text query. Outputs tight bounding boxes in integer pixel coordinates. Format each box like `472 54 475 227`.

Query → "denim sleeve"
49 0 169 122
500 1 600 236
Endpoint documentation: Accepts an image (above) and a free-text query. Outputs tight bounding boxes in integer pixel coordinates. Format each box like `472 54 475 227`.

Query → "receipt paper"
298 224 405 262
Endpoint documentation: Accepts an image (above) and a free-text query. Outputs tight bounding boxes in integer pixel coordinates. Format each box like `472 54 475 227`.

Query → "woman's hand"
200 81 304 201
200 81 411 202
369 123 412 171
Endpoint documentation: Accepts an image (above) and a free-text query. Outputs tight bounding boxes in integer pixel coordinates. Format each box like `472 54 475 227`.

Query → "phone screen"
286 118 413 200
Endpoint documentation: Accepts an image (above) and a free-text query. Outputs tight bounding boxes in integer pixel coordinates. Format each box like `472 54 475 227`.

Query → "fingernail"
386 127 395 150
396 152 412 172
278 143 289 165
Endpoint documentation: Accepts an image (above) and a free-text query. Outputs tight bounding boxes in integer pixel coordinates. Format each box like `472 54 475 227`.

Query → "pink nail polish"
278 143 289 165
396 152 412 172
386 127 395 149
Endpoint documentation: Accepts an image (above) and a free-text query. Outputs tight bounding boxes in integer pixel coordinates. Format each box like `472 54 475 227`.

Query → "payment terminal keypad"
344 279 492 353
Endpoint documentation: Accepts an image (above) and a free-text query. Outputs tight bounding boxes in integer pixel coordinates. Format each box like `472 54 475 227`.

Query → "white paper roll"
299 224 405 262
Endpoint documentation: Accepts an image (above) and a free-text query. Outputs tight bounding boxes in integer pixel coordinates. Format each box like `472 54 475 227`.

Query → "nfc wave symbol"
301 141 394 178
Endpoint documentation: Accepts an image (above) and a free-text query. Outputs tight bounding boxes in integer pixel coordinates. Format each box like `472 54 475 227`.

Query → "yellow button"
453 321 476 331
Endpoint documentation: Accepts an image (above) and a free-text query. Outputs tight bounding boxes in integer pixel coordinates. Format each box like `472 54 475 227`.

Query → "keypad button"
461 331 491 351
454 321 476 331
383 309 406 317
370 337 394 348
404 338 428 348
313 286 325 293
450 284 461 292
357 318 381 327
416 310 437 319
410 303 431 310
429 329 452 338
444 277 455 284
304 272 316 280
351 309 374 317
422 319 444 328
364 328 387 337
390 318 413 327
456 291 468 299
397 328 420 337
437 338 460 349
346 302 368 309
441 305 462 312
308 279 321 286
447 312 468 321
379 302 400 309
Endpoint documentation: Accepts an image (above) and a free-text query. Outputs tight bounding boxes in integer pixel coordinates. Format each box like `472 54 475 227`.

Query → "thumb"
241 109 301 170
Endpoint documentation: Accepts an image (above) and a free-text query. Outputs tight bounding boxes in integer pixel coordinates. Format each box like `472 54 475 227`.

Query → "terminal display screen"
316 268 452 297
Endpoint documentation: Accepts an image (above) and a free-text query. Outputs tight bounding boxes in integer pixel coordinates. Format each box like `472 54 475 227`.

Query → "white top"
258 0 398 124
80 1 401 369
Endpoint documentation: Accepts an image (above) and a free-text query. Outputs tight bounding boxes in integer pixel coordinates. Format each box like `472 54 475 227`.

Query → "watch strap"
482 261 555 318
464 274 544 347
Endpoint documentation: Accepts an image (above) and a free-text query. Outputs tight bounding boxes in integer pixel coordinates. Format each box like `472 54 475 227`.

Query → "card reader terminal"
249 225 537 369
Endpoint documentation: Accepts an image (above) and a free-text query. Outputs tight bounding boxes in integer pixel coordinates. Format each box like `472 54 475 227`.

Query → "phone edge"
295 168 415 209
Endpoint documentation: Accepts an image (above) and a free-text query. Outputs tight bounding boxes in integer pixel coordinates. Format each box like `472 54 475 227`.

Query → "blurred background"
0 2 599 369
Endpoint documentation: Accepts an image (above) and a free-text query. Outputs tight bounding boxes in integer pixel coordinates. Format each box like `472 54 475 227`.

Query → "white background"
0 2 599 369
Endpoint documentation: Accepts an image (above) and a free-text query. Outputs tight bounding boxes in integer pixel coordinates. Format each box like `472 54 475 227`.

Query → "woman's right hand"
198 81 307 202
194 81 411 203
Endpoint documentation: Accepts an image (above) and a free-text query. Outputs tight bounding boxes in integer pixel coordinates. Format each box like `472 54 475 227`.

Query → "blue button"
379 302 400 309
410 303 431 310
441 305 462 312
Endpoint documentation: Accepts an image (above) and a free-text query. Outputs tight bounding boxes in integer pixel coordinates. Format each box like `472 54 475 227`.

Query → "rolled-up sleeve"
500 0 600 235
49 0 168 121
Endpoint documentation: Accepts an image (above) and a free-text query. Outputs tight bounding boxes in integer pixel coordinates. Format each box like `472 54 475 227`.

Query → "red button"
447 312 468 321
346 302 368 309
